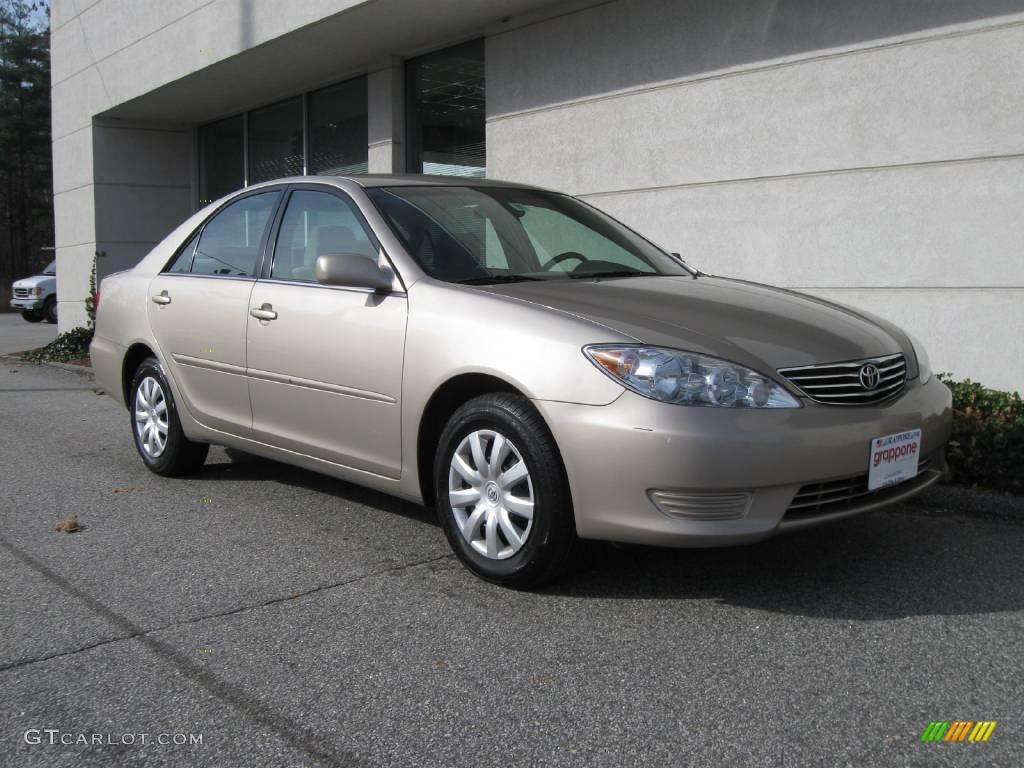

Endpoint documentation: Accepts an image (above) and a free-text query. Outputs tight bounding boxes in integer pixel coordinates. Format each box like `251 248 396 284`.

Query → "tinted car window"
271 190 378 282
366 186 688 284
166 231 200 273
516 205 648 272
190 192 280 277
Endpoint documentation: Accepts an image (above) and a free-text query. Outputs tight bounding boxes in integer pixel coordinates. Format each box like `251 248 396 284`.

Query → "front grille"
13 287 30 298
784 455 932 521
778 353 906 406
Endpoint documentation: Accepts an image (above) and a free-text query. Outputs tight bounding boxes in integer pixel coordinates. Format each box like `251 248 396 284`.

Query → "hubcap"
448 429 534 560
134 375 169 458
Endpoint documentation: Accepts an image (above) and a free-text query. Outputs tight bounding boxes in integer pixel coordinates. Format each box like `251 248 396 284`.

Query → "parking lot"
1 356 1022 767
0 312 57 356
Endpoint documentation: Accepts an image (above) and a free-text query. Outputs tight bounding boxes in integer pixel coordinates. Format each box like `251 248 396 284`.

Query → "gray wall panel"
489 22 1024 192
586 159 1024 289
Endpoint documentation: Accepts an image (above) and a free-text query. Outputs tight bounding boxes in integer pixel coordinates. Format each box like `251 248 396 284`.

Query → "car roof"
252 174 549 191
355 174 548 190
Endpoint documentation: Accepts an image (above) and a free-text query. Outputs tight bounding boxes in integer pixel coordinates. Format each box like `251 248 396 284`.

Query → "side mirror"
315 253 393 292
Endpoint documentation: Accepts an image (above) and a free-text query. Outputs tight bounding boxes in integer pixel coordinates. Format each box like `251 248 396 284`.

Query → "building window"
308 77 368 175
197 115 243 205
197 77 371 207
405 39 485 178
248 97 303 184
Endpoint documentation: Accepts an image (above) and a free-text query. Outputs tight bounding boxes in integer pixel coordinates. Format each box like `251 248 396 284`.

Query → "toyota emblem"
859 363 881 390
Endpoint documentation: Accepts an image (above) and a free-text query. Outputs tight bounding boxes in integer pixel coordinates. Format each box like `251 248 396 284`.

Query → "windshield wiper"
457 275 545 285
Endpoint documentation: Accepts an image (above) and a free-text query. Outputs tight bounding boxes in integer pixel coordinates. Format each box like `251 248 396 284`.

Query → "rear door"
147 189 282 436
245 185 407 477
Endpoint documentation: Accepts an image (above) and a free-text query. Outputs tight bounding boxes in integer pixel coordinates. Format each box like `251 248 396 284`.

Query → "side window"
271 190 379 282
166 231 200 273
190 192 280 277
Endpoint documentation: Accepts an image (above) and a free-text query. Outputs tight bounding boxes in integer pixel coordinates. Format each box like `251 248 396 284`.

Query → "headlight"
32 286 43 296
907 333 931 384
584 345 801 408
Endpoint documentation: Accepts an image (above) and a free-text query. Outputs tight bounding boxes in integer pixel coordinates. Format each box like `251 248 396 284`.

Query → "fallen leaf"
55 517 81 533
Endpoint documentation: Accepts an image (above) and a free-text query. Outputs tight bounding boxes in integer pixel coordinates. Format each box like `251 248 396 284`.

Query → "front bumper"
535 376 952 547
11 298 43 310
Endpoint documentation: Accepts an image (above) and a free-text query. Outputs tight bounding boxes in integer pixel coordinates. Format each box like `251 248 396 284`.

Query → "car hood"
12 275 55 289
479 275 916 374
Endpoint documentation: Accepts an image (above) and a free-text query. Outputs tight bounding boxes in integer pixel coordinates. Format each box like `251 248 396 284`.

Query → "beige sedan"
92 175 952 587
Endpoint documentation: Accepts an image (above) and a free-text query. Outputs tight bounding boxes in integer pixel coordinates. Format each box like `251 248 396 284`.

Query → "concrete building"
51 0 1024 390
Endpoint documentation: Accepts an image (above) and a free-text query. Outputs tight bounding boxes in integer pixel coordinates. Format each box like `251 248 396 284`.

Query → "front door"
147 189 281 436
245 187 407 477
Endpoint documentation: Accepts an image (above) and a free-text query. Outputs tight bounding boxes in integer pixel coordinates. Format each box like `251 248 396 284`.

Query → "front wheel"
42 296 57 324
130 357 209 476
21 310 43 323
434 393 577 588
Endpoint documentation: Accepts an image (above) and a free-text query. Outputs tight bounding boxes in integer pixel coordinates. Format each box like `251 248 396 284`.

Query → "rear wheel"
21 310 43 323
130 357 208 476
435 393 576 588
42 296 57 324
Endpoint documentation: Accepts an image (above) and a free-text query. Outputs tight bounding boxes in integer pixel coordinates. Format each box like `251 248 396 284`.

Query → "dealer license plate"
868 429 922 491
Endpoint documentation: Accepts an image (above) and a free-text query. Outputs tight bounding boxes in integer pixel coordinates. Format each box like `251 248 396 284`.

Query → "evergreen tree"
0 0 51 282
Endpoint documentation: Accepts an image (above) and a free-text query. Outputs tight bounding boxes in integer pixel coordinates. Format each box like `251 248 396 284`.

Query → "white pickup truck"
10 260 57 323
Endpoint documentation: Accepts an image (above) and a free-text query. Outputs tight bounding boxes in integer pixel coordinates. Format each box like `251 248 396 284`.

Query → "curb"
0 354 95 378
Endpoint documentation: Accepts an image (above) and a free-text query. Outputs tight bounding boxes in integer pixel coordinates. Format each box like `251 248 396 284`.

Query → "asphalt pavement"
0 312 57 355
0 358 1021 767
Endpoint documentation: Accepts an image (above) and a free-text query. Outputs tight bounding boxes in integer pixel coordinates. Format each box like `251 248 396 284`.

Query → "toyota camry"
91 175 952 587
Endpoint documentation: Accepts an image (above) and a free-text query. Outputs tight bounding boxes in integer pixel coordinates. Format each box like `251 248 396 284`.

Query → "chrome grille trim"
13 287 31 298
778 353 907 406
805 371 905 389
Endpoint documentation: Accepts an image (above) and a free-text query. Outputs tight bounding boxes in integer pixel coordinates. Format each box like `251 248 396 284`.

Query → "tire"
129 357 209 476
21 310 43 323
42 296 57 324
434 393 577 588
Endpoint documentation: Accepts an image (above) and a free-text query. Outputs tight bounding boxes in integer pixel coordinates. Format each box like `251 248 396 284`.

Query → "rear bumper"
90 334 126 407
535 376 952 547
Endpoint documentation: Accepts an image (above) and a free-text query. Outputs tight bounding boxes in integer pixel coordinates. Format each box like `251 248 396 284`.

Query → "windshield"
42 260 56 275
365 186 691 284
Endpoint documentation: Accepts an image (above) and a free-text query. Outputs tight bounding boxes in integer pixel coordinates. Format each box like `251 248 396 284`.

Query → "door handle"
250 303 278 321
151 290 171 305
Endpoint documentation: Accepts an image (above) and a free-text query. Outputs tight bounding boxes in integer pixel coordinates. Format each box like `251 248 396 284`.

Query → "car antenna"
672 253 699 279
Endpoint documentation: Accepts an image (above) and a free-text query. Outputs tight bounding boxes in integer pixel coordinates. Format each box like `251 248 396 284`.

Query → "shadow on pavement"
192 447 1023 621
197 447 438 529
553 507 1024 620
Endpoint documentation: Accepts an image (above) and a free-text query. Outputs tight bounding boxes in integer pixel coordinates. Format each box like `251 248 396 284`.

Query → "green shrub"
21 326 94 363
938 374 1024 495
